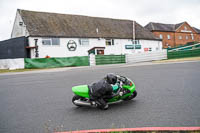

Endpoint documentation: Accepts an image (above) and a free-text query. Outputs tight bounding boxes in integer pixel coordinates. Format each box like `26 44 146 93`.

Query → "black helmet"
106 73 117 84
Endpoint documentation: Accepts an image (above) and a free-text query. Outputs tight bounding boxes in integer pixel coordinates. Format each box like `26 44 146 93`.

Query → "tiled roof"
18 9 159 40
193 27 200 33
145 22 200 34
145 22 184 32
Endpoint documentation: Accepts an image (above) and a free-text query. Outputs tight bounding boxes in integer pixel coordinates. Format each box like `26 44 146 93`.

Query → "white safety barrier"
89 54 96 66
126 50 167 63
0 58 25 70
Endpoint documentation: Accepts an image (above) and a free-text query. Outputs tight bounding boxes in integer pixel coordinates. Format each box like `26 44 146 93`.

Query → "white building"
11 9 162 58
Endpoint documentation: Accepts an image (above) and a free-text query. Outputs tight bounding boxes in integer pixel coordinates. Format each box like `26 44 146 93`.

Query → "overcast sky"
0 0 199 41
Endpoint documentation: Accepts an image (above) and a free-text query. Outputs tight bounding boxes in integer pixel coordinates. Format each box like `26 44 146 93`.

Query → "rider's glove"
119 91 123 96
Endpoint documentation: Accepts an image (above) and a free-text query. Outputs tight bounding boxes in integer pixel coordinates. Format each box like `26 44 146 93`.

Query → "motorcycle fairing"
72 85 90 98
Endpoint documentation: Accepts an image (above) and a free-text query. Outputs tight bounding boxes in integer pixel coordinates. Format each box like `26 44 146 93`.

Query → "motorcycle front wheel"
123 90 137 101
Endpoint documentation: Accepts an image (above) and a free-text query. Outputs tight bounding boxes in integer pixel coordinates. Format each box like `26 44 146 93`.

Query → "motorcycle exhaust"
108 100 123 105
73 100 92 107
74 99 123 107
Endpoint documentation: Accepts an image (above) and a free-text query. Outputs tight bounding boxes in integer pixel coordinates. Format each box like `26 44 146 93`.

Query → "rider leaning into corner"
88 73 125 110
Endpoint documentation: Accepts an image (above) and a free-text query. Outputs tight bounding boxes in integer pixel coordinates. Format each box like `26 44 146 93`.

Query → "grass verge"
153 56 200 63
0 68 48 74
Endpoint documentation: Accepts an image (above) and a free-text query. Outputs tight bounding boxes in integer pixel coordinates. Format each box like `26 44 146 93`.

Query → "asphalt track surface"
0 61 200 133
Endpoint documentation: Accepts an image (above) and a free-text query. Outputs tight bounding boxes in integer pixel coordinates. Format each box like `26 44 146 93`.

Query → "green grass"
0 68 45 73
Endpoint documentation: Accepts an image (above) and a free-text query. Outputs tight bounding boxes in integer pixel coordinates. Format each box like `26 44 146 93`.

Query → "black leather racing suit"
89 78 113 108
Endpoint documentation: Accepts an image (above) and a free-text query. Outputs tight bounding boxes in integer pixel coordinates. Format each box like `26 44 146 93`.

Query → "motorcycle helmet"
106 73 117 84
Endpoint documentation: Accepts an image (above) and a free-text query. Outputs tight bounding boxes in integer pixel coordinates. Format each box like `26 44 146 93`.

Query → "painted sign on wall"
144 48 149 52
135 44 141 49
125 44 141 49
67 40 77 51
125 45 134 49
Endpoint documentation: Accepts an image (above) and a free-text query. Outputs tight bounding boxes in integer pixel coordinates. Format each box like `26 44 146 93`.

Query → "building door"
26 49 31 58
97 49 104 55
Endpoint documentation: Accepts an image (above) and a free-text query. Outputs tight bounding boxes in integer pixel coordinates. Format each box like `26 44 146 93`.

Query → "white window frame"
186 35 189 40
167 35 171 40
132 40 139 44
42 38 51 45
42 38 60 46
191 34 194 40
159 34 163 39
184 26 187 30
105 39 114 46
79 38 89 46
51 38 60 45
179 36 182 40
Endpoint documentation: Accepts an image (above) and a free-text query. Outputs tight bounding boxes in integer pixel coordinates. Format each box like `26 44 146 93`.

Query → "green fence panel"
24 56 89 69
95 55 125 65
168 49 200 59
167 42 199 51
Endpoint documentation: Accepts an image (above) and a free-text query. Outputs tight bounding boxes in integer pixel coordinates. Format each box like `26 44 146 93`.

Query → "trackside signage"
125 44 141 49
125 45 134 49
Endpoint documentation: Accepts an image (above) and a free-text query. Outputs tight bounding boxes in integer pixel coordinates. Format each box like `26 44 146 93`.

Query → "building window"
159 34 163 39
79 38 89 46
52 38 60 45
179 36 182 40
167 35 171 40
186 35 189 40
156 47 159 51
184 26 187 30
19 22 23 26
191 34 194 40
106 39 114 46
42 38 51 45
42 38 60 45
132 40 139 44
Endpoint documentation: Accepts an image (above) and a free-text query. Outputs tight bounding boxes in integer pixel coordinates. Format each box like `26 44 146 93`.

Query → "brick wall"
153 32 175 48
153 32 200 48
152 22 200 48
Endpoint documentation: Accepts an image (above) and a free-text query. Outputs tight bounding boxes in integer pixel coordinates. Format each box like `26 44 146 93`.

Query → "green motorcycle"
72 76 137 109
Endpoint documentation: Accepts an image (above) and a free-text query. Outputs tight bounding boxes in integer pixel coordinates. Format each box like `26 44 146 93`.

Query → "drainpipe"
34 39 39 58
132 21 136 52
174 32 176 48
133 21 136 41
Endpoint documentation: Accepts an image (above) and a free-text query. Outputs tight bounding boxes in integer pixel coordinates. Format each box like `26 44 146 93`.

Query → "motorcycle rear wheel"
72 95 83 107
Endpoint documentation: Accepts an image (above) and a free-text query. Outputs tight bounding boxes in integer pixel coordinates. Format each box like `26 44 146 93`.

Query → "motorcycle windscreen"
72 85 90 98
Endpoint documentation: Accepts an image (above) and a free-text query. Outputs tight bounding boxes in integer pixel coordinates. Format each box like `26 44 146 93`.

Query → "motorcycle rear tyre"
72 95 83 107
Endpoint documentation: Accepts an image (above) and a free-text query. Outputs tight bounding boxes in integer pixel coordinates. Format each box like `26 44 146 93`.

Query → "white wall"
28 37 106 58
0 58 24 70
139 40 163 52
11 11 29 38
28 37 162 58
126 50 167 63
